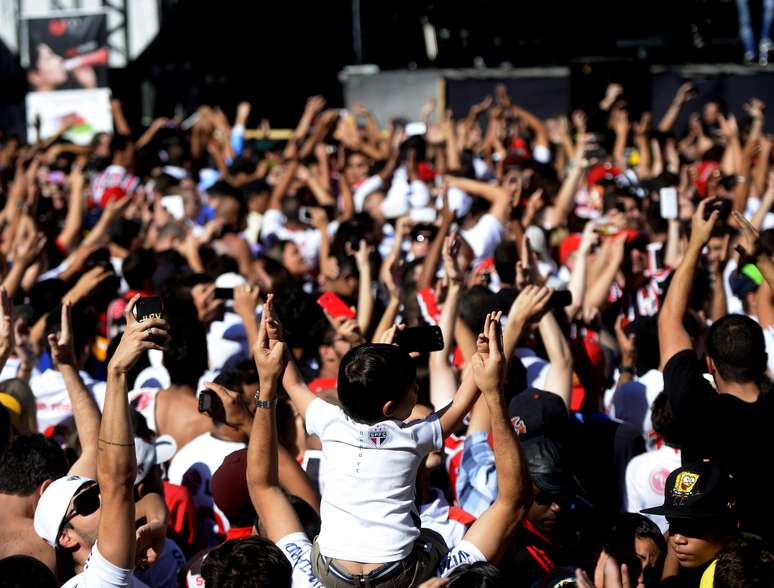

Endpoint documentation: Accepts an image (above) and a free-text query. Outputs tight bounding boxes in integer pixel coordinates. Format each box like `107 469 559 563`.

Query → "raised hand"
202 380 253 430
253 311 288 390
733 210 761 259
614 315 636 369
233 283 260 320
510 285 553 324
442 233 463 285
108 295 169 374
472 311 505 395
14 230 47 267
688 198 720 249
261 293 284 346
47 302 77 367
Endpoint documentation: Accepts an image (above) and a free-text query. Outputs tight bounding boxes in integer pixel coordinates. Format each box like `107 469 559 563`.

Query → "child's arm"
435 311 502 438
261 294 316 418
436 366 480 437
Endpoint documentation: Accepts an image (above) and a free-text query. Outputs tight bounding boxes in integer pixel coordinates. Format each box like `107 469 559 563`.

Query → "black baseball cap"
508 388 569 442
641 461 736 521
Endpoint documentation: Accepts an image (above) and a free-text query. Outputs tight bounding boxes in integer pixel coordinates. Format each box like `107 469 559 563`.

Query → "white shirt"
461 214 504 264
276 532 486 588
29 369 107 431
0 356 40 382
62 543 146 587
625 445 682 534
306 397 443 562
167 433 246 546
420 489 474 549
261 208 322 269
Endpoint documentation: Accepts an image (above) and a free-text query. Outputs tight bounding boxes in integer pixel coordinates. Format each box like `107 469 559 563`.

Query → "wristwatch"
254 392 278 409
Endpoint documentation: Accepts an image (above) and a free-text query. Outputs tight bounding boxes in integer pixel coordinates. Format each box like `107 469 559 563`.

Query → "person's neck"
211 425 247 444
319 361 338 380
0 493 34 518
167 383 196 395
715 378 760 403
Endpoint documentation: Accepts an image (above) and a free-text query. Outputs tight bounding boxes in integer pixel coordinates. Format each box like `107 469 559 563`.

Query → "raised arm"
100 295 169 568
503 285 552 361
658 199 718 366
355 240 374 335
734 210 774 294
583 232 627 313
565 222 598 321
657 82 695 133
264 294 316 417
246 314 306 542
55 158 86 253
49 302 101 479
445 175 512 225
461 315 530 563
537 311 573 409
429 235 464 408
435 313 503 437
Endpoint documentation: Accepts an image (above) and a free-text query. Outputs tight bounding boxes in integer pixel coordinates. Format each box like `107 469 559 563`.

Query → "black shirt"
663 349 774 538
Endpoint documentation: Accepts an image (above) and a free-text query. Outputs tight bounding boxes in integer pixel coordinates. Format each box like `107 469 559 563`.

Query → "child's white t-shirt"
305 397 443 562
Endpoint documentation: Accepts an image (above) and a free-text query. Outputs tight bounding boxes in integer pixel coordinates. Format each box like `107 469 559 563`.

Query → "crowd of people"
0 79 773 587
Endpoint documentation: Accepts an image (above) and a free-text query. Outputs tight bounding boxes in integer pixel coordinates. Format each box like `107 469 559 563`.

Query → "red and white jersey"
91 165 139 204
608 270 671 322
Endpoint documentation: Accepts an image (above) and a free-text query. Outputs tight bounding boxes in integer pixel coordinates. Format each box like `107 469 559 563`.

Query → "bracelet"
254 393 278 409
98 438 134 447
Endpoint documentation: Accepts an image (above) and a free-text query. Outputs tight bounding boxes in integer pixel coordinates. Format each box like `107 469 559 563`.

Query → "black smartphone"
549 290 573 309
703 197 732 222
198 389 225 422
134 296 165 322
214 288 233 301
395 325 444 353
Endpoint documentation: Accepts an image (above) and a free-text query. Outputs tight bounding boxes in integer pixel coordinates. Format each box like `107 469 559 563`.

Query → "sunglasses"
57 483 100 544
534 491 573 507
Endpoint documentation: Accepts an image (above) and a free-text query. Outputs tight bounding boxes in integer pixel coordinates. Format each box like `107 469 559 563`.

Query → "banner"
23 11 112 144
25 12 109 92
26 88 112 145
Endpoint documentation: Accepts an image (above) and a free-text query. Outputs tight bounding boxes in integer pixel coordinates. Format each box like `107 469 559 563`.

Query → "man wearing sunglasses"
642 461 738 586
33 296 169 587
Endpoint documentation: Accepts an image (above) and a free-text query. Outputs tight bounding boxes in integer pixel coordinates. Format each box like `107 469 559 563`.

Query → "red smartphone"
317 291 356 319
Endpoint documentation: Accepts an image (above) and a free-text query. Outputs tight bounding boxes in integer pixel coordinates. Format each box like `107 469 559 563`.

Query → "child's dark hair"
337 344 416 424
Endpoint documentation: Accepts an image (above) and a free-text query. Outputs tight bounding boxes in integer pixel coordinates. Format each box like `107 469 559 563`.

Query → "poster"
23 11 112 144
25 12 109 91
26 88 112 145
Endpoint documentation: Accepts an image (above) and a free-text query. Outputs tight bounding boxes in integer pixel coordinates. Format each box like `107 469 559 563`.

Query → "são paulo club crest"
368 425 391 447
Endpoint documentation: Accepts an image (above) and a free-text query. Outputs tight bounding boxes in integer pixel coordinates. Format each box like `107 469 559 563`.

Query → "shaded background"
1 0 772 134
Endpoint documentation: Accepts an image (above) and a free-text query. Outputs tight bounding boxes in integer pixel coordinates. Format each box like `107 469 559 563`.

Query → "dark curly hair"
201 536 291 588
0 434 67 496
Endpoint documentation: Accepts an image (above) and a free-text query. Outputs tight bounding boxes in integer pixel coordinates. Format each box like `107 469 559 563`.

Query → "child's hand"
472 311 505 395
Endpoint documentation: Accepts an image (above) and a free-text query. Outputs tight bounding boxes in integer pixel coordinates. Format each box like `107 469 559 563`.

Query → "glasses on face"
534 491 572 507
57 483 100 544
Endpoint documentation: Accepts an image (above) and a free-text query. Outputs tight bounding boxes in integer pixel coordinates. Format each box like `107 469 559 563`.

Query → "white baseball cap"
33 475 94 547
134 435 177 485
